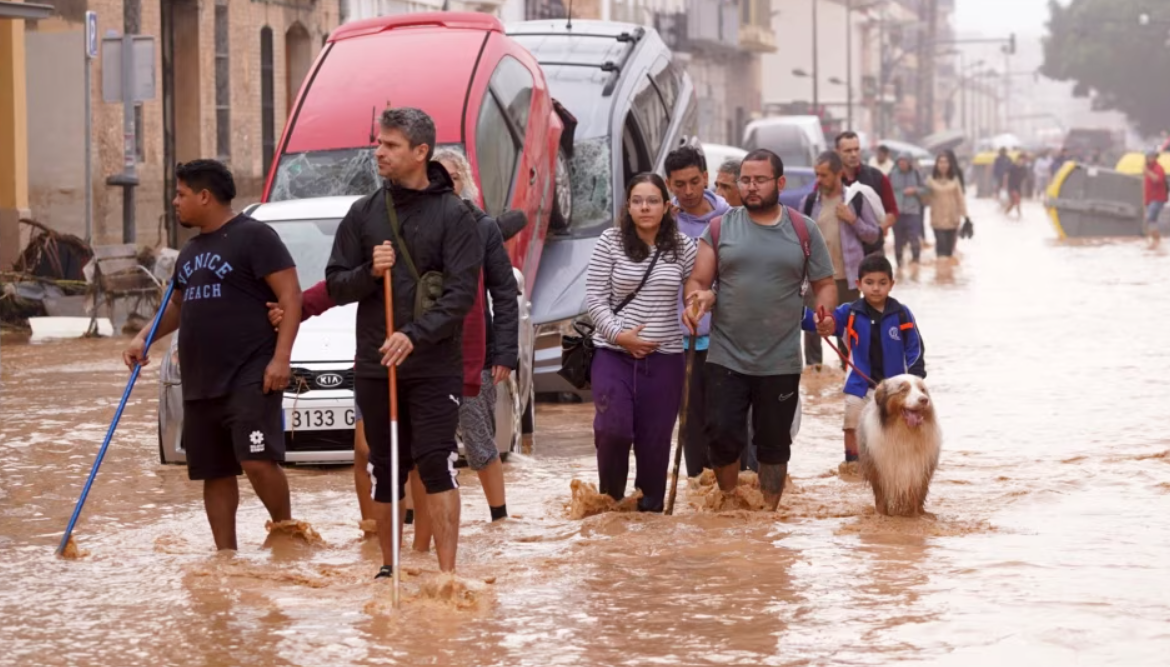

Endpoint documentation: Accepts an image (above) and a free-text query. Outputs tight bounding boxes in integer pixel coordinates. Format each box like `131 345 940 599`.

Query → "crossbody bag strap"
384 189 420 281
612 248 661 315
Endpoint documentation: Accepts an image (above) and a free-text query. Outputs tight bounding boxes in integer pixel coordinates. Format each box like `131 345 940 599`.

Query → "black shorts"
182 384 285 480
704 363 800 467
355 375 462 502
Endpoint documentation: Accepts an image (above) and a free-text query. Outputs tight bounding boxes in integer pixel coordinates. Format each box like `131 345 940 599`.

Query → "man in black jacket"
325 107 481 577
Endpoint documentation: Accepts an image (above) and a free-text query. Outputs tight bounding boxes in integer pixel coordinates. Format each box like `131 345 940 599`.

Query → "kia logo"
315 373 344 389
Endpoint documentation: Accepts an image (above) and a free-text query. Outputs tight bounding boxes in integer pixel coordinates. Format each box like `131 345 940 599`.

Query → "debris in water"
567 479 641 519
58 536 89 559
265 519 324 544
482 576 497 585
418 572 489 610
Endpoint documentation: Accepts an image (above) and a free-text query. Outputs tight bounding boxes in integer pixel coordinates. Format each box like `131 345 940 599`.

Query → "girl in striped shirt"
586 173 697 512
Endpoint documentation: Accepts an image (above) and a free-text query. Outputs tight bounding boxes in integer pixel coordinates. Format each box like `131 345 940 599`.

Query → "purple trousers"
591 347 685 512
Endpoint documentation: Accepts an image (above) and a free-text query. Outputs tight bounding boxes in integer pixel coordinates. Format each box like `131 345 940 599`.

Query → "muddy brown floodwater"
3 199 1170 666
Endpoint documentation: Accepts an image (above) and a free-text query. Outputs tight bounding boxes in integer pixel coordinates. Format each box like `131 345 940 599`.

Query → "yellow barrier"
1114 152 1170 175
1045 160 1078 240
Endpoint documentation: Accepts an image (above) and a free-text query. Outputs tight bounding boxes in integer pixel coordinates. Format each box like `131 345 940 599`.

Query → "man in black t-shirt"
123 160 303 551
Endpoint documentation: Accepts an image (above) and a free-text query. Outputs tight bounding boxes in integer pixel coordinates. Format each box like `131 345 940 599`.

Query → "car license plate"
285 407 355 431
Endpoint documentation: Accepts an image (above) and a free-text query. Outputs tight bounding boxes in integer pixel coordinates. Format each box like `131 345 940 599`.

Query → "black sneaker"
375 566 393 580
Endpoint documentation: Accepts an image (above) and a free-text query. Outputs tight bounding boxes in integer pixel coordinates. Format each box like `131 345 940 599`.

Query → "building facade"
6 0 767 265
13 0 340 257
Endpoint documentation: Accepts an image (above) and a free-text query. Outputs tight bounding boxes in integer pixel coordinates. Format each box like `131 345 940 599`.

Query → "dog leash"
817 305 878 389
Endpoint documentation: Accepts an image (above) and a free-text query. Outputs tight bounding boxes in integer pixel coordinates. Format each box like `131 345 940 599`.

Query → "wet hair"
816 151 844 173
176 160 236 203
718 157 741 178
858 254 894 281
620 173 682 263
433 147 479 201
742 149 785 178
664 145 707 179
835 131 860 148
380 107 436 161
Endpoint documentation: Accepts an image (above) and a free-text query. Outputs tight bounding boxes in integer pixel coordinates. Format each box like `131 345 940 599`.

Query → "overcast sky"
954 0 1059 37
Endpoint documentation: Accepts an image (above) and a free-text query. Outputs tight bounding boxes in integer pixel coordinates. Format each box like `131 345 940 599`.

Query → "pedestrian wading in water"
800 150 882 377
433 148 520 525
123 159 303 551
803 254 926 464
325 107 482 578
663 145 749 478
925 151 968 267
586 173 697 512
685 149 838 509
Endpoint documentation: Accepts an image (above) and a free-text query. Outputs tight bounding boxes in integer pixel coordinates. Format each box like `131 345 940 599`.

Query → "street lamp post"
846 0 853 128
812 0 819 114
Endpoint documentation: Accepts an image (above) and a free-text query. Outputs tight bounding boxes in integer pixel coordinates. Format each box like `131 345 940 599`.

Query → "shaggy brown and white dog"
857 374 942 516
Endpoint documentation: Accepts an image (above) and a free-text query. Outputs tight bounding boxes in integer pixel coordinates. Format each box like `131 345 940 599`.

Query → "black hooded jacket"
325 162 482 380
463 201 520 370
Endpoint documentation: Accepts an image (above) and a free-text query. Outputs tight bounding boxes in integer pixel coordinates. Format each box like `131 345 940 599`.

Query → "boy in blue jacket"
803 254 926 464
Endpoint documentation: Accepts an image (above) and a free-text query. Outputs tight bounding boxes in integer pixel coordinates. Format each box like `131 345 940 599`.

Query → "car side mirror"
497 209 528 242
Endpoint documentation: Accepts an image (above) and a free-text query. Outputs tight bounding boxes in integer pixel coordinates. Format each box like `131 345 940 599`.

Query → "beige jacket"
926 177 967 231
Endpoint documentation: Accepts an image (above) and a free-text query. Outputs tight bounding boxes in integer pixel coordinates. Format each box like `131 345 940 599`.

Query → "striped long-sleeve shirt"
586 228 697 355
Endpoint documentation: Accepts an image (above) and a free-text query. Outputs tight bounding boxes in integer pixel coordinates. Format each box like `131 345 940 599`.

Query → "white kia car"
157 196 533 466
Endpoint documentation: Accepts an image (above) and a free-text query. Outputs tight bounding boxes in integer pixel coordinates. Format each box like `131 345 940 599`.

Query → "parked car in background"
260 11 567 432
743 115 827 168
157 197 532 466
779 166 817 210
700 142 747 190
507 19 698 398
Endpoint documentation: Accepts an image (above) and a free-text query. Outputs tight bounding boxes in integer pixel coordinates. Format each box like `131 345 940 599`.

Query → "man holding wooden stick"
325 107 481 578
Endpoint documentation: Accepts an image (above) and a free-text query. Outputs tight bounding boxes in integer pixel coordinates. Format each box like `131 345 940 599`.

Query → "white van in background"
742 115 829 168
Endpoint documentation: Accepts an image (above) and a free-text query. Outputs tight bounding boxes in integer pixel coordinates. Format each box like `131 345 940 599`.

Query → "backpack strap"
802 191 816 218
710 209 811 284
897 306 923 354
785 206 812 287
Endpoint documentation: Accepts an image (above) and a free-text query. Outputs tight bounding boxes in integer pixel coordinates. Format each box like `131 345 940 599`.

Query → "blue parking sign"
85 12 98 59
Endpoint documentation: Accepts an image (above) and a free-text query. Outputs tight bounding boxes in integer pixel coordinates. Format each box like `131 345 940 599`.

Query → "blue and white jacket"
801 297 926 398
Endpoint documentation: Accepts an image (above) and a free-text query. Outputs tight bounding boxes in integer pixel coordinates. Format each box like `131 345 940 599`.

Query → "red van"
262 12 571 299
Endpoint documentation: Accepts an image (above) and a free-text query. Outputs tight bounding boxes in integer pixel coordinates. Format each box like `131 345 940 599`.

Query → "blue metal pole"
56 280 176 555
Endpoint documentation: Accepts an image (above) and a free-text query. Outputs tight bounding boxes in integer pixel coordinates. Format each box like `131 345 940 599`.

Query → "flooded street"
3 198 1170 666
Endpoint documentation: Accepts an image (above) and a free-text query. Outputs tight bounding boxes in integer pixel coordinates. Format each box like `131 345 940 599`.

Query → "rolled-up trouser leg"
630 351 685 512
751 374 802 466
591 347 635 501
705 362 753 469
